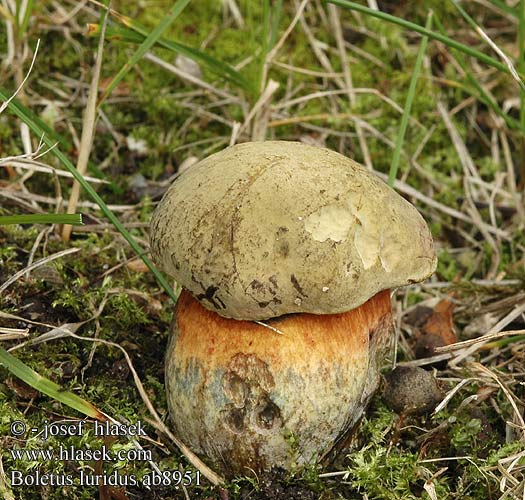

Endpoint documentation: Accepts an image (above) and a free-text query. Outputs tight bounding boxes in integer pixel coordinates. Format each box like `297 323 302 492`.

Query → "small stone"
175 54 202 79
382 366 442 415
32 264 64 286
126 136 148 154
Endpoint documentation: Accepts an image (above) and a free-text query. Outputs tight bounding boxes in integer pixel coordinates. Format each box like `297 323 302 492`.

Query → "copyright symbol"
10 421 26 436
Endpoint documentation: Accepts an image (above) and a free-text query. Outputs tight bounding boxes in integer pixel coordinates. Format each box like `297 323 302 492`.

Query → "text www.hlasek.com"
10 444 149 463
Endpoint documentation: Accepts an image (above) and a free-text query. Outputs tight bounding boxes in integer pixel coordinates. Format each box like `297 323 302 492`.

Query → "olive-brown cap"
150 141 436 320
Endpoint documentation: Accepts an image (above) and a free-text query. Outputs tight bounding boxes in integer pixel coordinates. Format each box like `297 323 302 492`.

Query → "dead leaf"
415 299 457 360
126 259 149 273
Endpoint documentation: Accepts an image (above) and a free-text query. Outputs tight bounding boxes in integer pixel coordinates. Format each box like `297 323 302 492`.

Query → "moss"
436 249 463 281
345 403 448 499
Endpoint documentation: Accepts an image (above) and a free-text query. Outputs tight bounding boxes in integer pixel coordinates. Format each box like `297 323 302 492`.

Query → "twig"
254 321 284 335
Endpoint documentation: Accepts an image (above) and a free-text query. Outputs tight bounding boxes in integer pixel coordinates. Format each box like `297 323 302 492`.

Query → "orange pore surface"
173 288 392 370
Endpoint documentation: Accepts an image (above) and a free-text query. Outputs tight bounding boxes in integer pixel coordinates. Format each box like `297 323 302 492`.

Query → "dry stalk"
0 38 40 115
374 171 510 240
0 189 137 212
0 450 15 500
441 300 525 366
328 4 372 168
500 131 525 221
62 3 109 241
470 362 525 440
0 247 80 294
0 327 30 341
0 159 108 184
436 330 525 354
471 21 525 92
144 53 239 102
223 0 244 28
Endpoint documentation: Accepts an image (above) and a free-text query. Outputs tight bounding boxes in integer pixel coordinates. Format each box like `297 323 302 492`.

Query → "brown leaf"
423 299 457 343
414 299 457 360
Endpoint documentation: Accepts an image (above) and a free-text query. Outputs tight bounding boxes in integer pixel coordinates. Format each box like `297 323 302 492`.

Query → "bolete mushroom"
150 141 436 477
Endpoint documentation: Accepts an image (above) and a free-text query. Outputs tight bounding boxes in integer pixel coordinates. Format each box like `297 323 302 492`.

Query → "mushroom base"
165 289 392 478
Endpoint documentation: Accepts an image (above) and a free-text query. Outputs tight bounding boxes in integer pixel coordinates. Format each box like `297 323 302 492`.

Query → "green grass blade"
17 0 35 36
0 347 105 419
97 0 191 106
0 88 178 304
518 0 525 187
388 13 432 187
485 335 525 349
88 21 251 91
87 22 144 43
269 0 283 51
259 0 271 92
327 0 525 81
0 214 83 225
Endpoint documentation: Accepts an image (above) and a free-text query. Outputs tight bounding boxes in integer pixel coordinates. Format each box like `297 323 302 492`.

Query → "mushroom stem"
165 289 393 477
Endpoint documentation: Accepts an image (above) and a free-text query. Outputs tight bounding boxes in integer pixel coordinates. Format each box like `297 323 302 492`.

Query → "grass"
0 347 104 419
0 214 83 225
1 1 525 499
388 11 432 187
95 0 192 106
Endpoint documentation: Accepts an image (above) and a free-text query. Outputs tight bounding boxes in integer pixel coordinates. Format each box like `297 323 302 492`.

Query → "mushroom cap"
150 141 436 320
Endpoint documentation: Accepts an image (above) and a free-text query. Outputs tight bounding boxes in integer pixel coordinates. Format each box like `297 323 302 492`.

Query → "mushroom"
150 141 436 477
